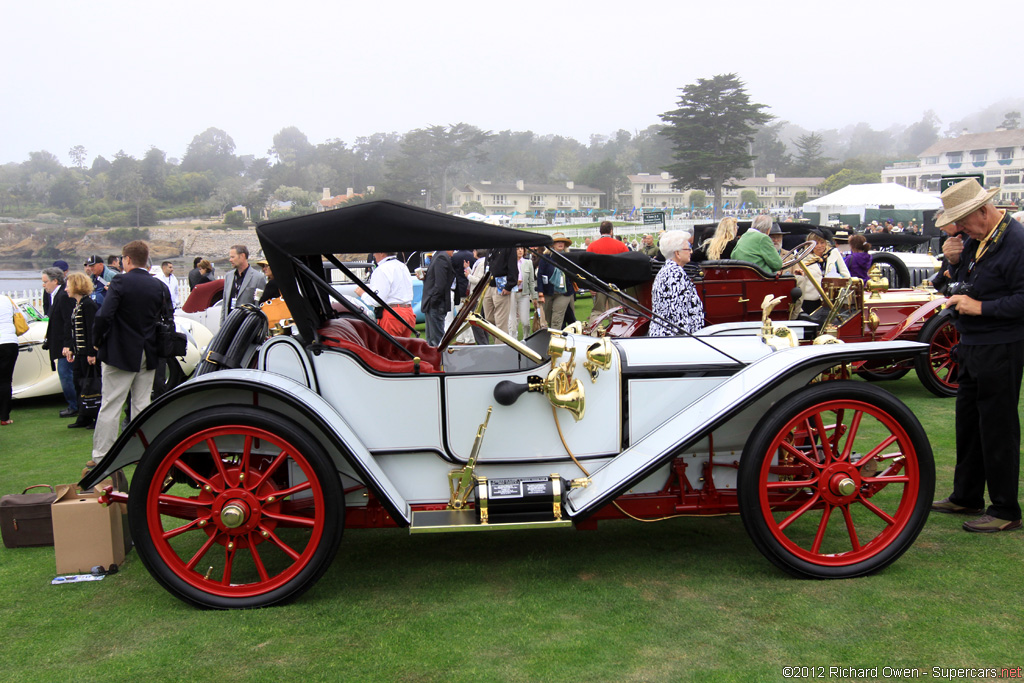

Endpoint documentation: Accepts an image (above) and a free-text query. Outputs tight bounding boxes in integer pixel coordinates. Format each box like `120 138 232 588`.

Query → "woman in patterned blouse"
649 231 704 336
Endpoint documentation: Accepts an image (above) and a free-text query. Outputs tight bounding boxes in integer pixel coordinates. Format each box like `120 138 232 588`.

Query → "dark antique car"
82 202 934 609
582 222 958 398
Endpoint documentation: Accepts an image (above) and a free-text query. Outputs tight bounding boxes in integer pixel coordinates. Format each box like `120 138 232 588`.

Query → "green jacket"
731 230 783 273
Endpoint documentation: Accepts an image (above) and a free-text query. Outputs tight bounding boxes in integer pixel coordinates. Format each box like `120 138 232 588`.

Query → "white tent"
803 183 941 224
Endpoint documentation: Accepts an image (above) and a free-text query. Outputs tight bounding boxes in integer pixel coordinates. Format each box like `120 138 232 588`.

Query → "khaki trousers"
482 286 511 340
543 293 574 331
92 354 155 463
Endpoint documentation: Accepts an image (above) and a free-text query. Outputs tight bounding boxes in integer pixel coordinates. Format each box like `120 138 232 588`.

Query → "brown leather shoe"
962 515 1023 533
931 497 984 515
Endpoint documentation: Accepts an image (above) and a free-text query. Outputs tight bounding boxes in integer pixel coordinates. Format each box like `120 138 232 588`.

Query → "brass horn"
543 365 585 422
583 338 613 383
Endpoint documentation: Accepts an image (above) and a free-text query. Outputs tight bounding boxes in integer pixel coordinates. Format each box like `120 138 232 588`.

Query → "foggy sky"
4 0 1018 166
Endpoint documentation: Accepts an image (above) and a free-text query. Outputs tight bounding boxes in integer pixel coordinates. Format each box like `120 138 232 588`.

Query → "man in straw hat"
537 233 575 331
930 178 1024 533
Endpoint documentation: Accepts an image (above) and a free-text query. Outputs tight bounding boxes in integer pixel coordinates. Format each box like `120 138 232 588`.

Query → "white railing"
1 288 45 311
1 276 190 313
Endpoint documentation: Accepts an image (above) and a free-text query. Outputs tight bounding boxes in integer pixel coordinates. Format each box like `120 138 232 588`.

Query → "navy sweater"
949 214 1024 345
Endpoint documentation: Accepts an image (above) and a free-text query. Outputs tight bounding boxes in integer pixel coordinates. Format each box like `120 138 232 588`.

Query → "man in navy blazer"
42 267 78 416
220 244 266 325
86 240 171 468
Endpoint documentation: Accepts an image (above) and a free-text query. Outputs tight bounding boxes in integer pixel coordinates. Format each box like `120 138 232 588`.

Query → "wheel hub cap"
831 476 856 497
820 463 861 504
220 501 249 528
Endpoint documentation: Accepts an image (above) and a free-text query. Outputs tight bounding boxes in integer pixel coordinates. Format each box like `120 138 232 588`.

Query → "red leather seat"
318 318 441 374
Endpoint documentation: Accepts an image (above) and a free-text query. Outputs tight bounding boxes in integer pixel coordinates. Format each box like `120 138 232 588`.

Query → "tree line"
2 74 1010 225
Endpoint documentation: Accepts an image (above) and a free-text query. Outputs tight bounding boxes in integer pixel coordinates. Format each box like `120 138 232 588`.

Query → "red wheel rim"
927 320 960 391
757 399 920 566
146 425 326 598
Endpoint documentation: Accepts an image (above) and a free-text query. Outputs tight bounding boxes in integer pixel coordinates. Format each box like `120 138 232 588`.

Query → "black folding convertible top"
257 200 552 341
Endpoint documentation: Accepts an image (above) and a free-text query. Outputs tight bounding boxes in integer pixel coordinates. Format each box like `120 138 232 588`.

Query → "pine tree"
659 74 772 217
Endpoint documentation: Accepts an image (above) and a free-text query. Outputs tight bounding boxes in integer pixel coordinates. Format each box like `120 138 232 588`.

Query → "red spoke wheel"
915 309 959 398
129 407 343 608
855 361 910 382
738 382 933 579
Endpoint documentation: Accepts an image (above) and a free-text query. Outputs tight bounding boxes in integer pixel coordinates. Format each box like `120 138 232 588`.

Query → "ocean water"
0 268 42 295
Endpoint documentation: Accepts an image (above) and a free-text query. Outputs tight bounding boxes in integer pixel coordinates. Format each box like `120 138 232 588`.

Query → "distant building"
724 175 826 210
620 173 690 211
620 172 825 211
317 187 368 212
881 129 1024 205
449 180 603 214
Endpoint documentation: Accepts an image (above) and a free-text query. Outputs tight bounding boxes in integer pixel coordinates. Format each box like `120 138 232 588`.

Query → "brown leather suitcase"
0 485 57 548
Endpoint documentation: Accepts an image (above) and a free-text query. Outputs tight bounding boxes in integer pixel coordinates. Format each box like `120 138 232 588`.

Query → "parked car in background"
12 299 211 399
582 222 958 398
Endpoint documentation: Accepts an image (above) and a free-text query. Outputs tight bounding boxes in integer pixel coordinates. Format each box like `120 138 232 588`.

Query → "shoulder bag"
8 296 29 336
157 288 188 358
78 364 103 419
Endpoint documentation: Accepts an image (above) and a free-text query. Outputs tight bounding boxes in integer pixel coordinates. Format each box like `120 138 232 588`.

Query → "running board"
409 509 572 534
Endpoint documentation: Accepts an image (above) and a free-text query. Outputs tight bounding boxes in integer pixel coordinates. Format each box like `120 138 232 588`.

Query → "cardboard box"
51 485 128 575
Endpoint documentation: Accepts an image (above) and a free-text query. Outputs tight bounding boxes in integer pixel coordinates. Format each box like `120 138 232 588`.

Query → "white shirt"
360 256 412 307
152 269 180 308
1 296 25 345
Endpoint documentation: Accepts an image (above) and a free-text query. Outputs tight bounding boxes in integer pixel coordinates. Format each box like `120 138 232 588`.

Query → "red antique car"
576 240 958 398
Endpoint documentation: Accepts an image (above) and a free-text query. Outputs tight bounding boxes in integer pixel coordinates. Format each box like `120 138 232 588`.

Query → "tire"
869 253 911 289
914 309 959 398
195 306 267 377
738 381 934 579
855 363 910 382
129 406 344 609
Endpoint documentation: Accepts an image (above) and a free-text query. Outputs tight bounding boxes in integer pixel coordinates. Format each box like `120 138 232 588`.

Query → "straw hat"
934 178 1000 228
550 232 572 246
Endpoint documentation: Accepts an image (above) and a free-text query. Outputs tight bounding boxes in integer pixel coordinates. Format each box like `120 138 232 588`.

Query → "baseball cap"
52 260 69 271
84 255 104 266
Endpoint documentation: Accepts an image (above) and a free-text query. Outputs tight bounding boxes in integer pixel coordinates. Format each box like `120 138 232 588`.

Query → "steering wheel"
437 272 490 352
781 240 817 270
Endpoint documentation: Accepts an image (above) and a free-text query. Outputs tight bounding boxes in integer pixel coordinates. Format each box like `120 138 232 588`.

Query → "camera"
943 281 976 298
943 281 976 319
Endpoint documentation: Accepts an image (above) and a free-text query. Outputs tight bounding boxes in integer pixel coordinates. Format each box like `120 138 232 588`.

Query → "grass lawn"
1 369 1022 681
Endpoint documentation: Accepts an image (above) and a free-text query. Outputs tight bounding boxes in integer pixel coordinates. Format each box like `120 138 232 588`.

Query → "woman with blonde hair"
693 217 739 262
62 272 99 429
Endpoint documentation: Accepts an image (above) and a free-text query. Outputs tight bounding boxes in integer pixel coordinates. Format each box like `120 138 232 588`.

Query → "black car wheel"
914 309 959 398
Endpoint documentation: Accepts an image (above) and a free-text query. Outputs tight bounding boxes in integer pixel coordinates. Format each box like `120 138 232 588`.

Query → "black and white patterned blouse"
649 259 704 336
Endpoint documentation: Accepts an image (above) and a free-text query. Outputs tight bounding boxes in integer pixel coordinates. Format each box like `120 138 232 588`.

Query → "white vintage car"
82 201 935 609
13 300 211 398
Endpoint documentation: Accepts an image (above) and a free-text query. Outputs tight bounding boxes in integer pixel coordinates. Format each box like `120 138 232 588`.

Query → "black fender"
78 369 411 526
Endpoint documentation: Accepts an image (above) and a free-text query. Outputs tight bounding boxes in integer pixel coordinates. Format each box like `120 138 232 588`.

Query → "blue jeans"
57 357 77 411
423 306 446 347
